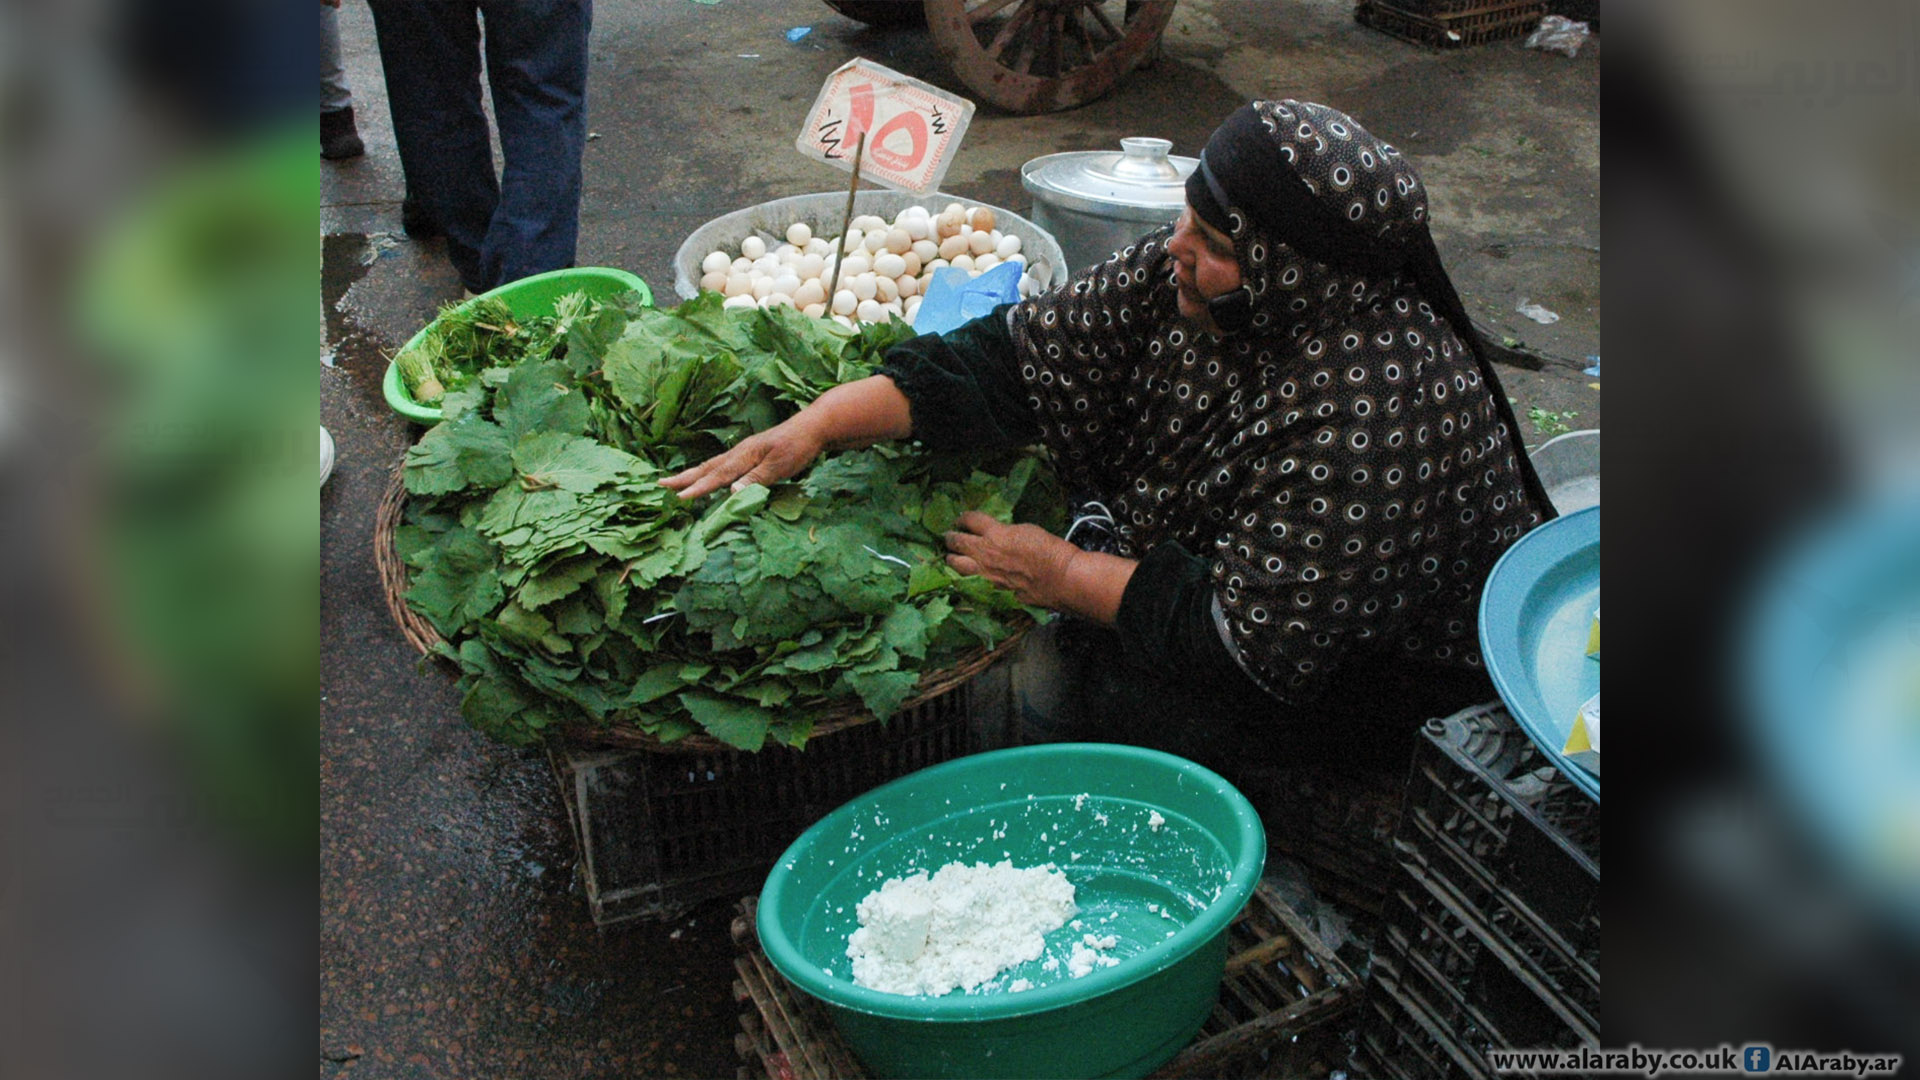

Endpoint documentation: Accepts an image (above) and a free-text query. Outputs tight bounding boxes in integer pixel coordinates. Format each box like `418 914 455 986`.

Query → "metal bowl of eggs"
673 191 1068 329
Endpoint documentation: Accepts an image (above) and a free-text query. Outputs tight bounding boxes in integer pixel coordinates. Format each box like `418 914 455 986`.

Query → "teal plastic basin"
381 266 652 424
757 743 1266 1079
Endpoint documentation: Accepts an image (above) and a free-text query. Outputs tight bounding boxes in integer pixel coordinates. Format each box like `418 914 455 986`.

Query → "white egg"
723 294 758 309
831 289 857 316
885 228 912 255
951 253 975 271
944 202 964 217
765 292 794 309
1005 252 1026 268
856 298 885 323
883 299 903 317
968 207 996 232
702 251 731 274
794 280 826 307
773 273 803 297
803 302 827 319
911 239 939 263
796 253 825 279
873 252 907 279
900 251 922 277
862 231 887 254
753 256 781 277
996 233 1022 259
896 273 918 298
938 234 969 261
926 259 947 272
975 253 1000 272
724 272 753 297
875 275 898 303
967 230 993 256
854 214 887 232
741 235 767 260
807 237 833 256
905 294 923 314
775 243 799 262
752 276 775 300
732 256 753 274
786 222 812 247
700 270 728 293
851 273 878 301
842 228 864 253
903 216 931 241
840 253 871 278
832 313 856 330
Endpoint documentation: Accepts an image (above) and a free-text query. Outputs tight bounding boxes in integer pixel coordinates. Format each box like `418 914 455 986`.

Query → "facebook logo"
1745 1045 1772 1072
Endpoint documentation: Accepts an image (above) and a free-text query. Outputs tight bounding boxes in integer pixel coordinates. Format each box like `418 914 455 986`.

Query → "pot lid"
1021 137 1198 223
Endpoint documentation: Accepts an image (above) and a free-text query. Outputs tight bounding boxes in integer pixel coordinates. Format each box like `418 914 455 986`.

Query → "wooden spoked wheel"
924 0 1178 114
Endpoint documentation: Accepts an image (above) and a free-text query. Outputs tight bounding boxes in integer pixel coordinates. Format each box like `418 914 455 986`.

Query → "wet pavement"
320 1 1599 1075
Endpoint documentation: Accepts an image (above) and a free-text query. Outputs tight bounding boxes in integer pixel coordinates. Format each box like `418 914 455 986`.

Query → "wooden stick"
824 132 866 314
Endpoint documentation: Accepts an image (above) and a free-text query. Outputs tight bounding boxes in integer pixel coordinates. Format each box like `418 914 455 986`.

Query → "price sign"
796 58 974 194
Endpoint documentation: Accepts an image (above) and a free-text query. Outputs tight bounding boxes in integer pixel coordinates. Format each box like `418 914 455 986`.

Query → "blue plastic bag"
912 262 1023 336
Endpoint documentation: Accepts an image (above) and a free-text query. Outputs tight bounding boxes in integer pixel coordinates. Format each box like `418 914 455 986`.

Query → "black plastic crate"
1358 704 1601 1077
1352 971 1493 1080
548 666 1013 926
1402 707 1600 943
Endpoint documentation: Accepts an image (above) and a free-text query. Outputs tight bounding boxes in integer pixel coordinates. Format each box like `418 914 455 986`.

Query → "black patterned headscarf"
1006 100 1553 700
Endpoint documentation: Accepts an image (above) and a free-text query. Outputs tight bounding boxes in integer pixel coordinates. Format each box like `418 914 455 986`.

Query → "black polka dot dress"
1003 100 1548 701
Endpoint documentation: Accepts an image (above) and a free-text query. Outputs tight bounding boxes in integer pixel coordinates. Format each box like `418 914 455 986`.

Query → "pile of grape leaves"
395 291 1061 750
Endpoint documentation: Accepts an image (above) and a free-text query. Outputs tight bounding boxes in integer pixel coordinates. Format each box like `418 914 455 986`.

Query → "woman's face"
1167 206 1243 331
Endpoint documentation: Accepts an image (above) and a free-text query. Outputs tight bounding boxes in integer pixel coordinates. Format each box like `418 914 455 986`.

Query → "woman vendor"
665 100 1554 771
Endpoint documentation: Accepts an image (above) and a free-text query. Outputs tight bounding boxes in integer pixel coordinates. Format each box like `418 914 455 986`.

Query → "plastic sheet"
1524 15 1591 58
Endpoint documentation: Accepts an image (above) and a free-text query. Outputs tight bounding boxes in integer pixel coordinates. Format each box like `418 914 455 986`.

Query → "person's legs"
319 5 364 160
475 0 591 288
366 1 498 290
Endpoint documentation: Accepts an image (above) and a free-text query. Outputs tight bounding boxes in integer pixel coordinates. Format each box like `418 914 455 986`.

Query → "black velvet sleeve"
876 303 1042 452
1114 541 1275 710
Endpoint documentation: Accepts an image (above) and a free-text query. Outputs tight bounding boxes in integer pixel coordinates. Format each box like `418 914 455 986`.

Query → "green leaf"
845 669 921 720
512 431 641 493
677 692 773 750
496 356 590 442
404 417 513 495
627 664 691 706
518 555 603 608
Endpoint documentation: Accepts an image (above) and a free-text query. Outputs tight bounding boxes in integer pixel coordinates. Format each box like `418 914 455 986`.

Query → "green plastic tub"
381 266 652 424
757 743 1266 1079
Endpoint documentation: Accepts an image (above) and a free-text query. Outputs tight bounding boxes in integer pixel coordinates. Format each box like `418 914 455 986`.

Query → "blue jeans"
367 0 591 292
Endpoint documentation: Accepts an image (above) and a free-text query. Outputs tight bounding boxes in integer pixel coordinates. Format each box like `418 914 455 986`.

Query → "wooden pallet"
730 883 1361 1080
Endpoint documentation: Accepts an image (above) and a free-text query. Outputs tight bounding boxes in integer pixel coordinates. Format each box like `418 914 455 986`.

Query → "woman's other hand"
659 414 826 499
943 512 1080 609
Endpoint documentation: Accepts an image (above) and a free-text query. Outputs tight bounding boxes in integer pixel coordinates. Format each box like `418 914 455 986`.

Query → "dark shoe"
321 108 365 160
401 196 444 240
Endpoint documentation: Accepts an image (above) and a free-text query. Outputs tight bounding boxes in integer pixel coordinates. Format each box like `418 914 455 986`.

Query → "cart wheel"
925 0 1176 114
820 0 928 28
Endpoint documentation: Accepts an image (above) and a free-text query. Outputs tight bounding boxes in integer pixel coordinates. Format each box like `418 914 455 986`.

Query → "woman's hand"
943 512 1081 609
659 414 826 500
661 375 916 500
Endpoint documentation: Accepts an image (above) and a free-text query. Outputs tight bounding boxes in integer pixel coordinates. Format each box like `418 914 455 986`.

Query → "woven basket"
375 462 1031 754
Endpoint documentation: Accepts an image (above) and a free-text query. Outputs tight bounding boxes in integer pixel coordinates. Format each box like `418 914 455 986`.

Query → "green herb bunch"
396 290 1061 750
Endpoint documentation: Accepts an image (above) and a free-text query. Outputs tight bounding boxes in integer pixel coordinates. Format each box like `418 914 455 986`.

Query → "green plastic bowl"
757 743 1266 1079
381 266 652 424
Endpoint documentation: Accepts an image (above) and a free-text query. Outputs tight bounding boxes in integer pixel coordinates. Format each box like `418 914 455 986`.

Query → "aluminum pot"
1021 137 1197 276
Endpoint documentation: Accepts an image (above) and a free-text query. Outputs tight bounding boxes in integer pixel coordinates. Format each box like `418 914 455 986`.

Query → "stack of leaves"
395 290 1061 750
